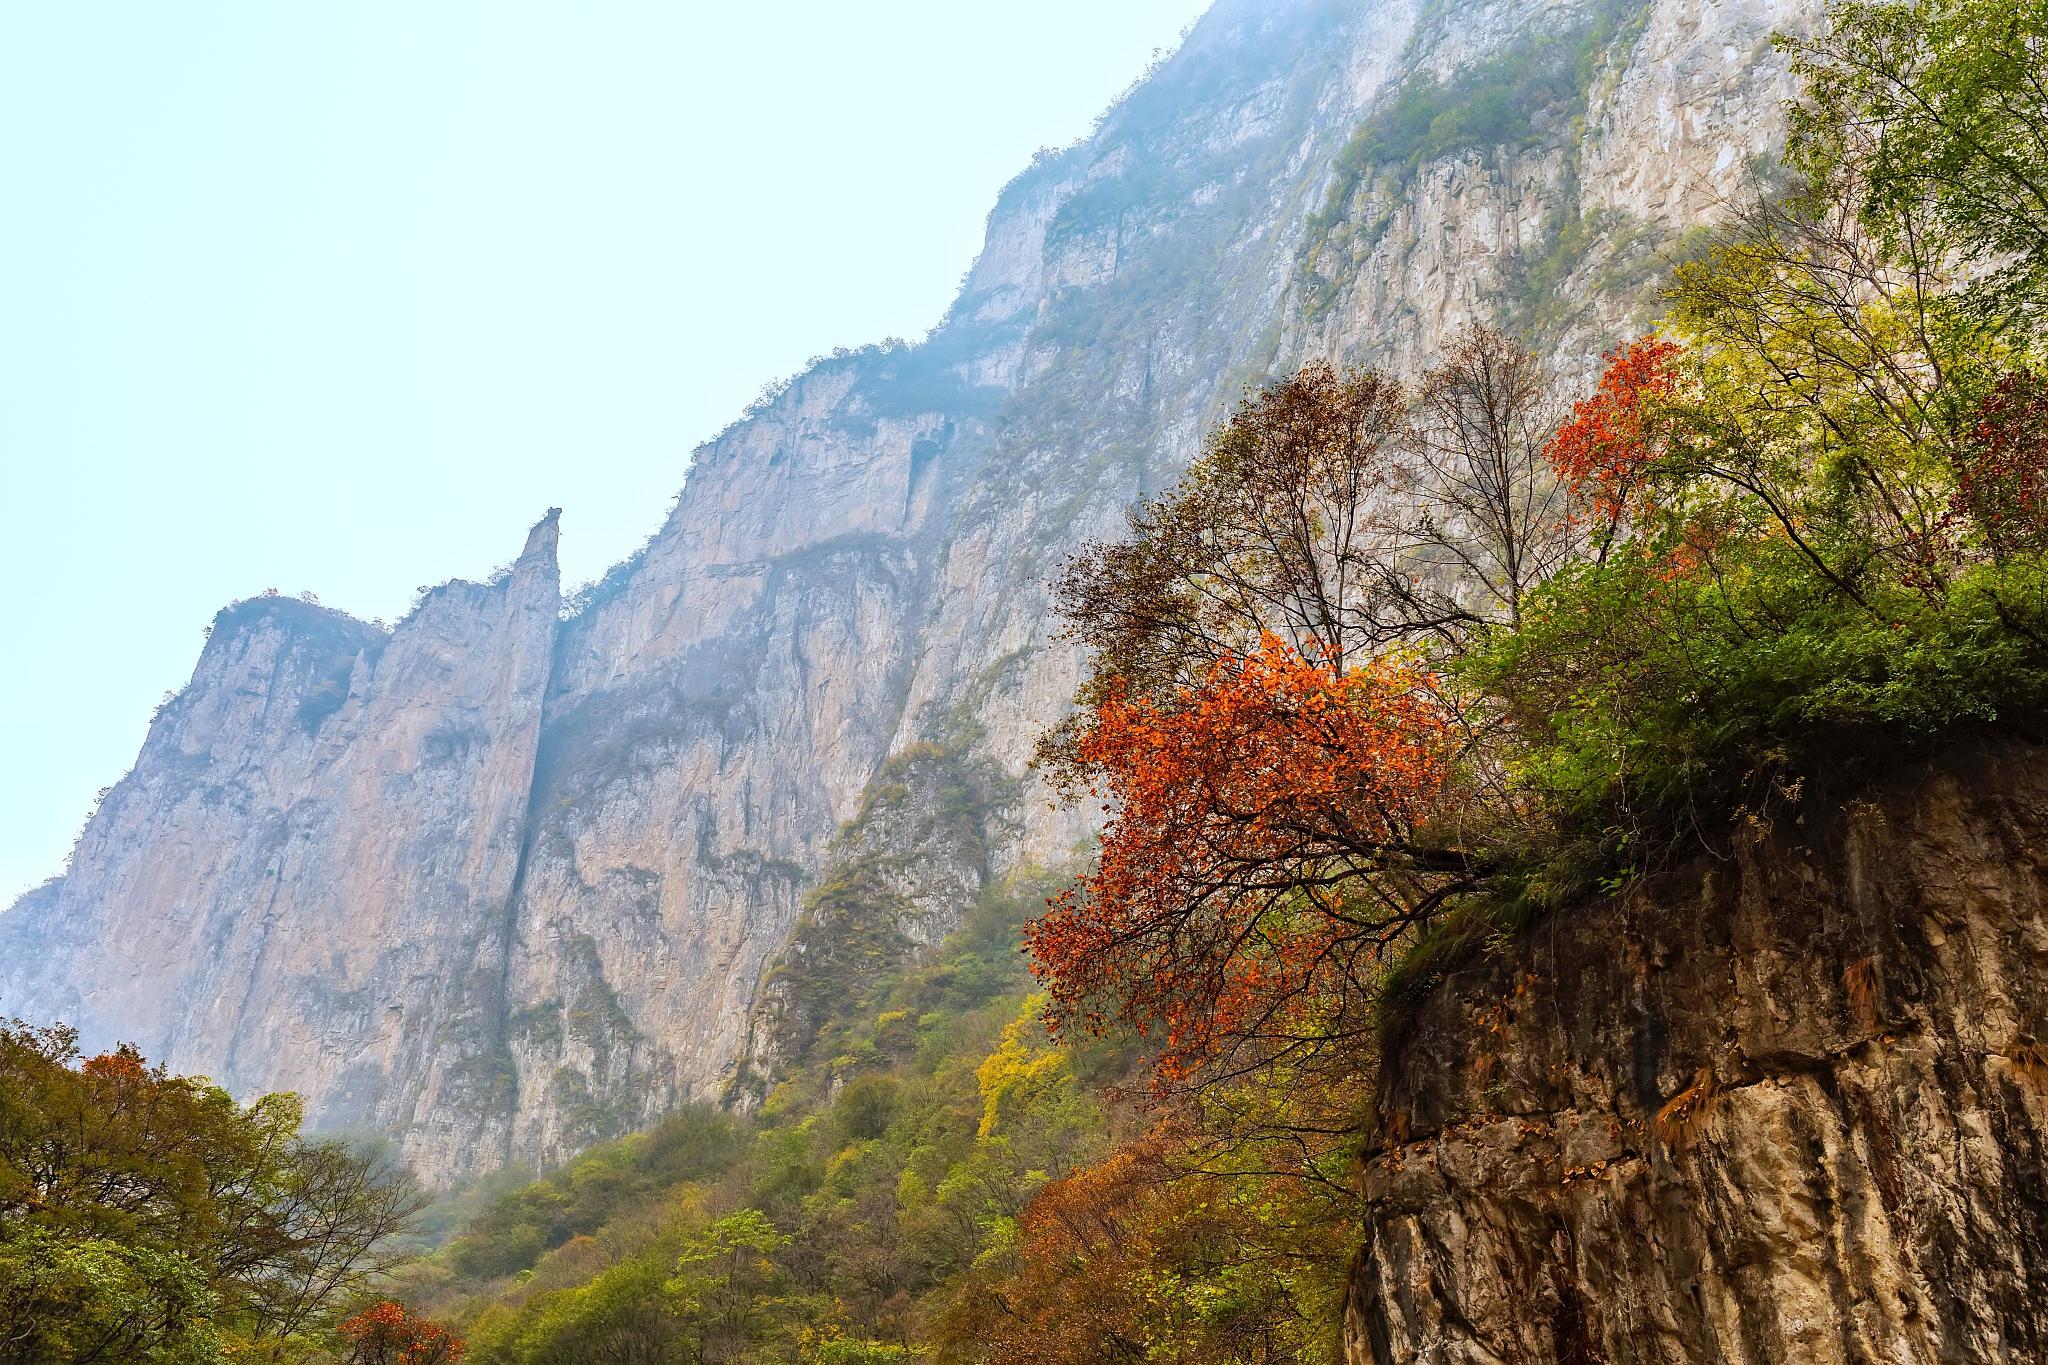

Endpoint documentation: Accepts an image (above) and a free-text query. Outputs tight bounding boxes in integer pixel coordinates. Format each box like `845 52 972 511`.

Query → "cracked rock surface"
1348 745 2048 1363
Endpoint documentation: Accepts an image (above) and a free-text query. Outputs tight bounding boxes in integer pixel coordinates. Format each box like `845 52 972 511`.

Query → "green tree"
667 1210 792 1362
1789 0 2048 306
0 1227 220 1364
0 1021 422 1358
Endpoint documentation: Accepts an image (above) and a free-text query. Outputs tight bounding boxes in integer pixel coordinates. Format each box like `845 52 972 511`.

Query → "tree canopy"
0 1022 436 1363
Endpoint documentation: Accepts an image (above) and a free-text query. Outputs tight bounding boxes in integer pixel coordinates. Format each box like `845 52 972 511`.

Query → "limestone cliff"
0 516 560 1156
1346 744 2048 1363
0 0 1817 1184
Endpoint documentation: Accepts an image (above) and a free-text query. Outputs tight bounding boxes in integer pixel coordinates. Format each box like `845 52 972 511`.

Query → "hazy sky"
0 1 1214 903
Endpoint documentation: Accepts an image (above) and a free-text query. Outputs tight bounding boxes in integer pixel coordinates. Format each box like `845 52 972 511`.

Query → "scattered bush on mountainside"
1300 0 1655 319
389 866 1345 1364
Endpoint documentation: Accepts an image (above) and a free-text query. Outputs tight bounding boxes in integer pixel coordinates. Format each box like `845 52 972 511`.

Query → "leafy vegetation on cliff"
1299 0 1655 324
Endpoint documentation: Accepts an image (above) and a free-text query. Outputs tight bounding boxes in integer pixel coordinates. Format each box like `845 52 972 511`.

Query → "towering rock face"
1345 746 2048 1363
1 516 561 1152
0 0 1818 1184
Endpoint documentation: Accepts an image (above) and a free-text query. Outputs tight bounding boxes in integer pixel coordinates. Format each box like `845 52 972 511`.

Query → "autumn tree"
0 1022 423 1359
934 1132 1344 1364
1953 372 2048 558
1047 362 1416 710
1048 336 1572 731
1029 632 1478 1101
1033 333 1583 1097
1403 323 1576 624
1544 335 1686 544
339 1301 466 1365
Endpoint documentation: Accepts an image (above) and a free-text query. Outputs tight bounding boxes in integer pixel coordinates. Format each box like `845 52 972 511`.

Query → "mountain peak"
519 507 562 568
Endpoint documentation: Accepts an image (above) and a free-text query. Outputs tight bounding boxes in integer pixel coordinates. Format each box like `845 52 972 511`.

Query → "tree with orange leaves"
1031 346 1563 1099
1027 634 1474 1090
1544 336 1685 544
339 1301 466 1365
933 1130 1346 1363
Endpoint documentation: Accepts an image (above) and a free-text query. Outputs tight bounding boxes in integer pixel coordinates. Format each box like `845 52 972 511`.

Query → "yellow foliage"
975 995 1068 1139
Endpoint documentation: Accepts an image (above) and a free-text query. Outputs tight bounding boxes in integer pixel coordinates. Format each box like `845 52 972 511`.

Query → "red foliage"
338 1302 465 1365
1955 372 2048 553
78 1048 149 1083
1025 635 1459 1081
1545 337 1685 525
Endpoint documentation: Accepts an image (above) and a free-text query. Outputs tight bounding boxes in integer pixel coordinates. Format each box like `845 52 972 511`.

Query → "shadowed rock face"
1 0 1816 1186
1348 745 2048 1364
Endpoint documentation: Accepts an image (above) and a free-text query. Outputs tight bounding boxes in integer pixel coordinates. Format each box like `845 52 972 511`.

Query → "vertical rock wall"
1 515 561 1159
1347 747 2048 1363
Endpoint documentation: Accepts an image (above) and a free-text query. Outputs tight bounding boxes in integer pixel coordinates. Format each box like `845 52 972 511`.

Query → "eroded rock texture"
1348 746 2048 1364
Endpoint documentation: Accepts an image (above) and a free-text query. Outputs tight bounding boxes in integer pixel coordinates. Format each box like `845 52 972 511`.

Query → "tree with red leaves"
339 1300 466 1365
1955 373 2048 557
1027 634 1472 1088
1030 348 1569 1098
1544 336 1685 544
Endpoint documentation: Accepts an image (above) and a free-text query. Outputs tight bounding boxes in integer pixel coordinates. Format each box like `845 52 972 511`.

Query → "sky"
0 0 1215 904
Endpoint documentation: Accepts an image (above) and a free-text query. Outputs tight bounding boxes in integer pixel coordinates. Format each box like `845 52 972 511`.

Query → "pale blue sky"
0 1 1214 902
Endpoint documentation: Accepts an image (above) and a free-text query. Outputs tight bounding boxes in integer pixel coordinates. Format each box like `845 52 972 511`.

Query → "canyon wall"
1347 745 2048 1363
0 0 1816 1184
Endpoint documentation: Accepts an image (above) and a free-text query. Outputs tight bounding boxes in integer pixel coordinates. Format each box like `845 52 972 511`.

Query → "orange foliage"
338 1301 465 1365
1545 337 1685 526
939 1132 1340 1363
78 1048 150 1083
1025 635 1460 1081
